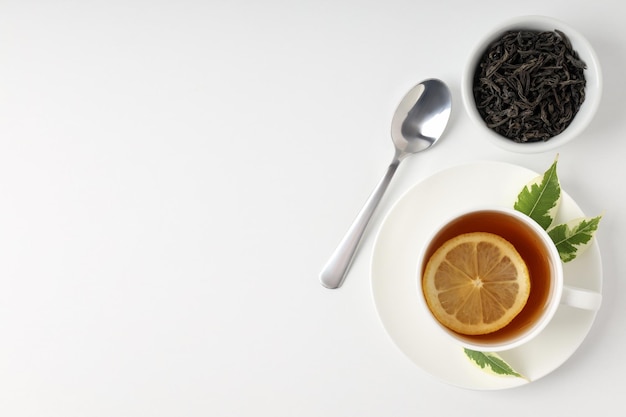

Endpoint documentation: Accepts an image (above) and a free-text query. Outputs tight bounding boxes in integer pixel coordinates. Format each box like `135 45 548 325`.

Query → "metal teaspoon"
320 79 452 289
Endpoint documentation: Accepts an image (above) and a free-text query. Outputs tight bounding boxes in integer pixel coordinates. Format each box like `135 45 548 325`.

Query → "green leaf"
548 216 602 263
464 349 525 378
514 157 561 230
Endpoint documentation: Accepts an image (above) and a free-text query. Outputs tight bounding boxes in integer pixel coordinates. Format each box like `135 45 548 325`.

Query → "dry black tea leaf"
473 30 586 143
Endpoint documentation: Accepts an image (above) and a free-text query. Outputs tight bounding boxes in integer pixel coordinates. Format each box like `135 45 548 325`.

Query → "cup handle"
561 285 602 311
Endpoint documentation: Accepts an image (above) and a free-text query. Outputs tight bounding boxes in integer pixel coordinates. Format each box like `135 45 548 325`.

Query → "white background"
1 0 625 415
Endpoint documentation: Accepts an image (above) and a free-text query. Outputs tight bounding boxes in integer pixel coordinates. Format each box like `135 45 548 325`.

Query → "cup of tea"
416 206 602 352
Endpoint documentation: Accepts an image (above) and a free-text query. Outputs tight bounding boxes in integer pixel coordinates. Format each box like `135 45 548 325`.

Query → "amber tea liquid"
421 210 555 345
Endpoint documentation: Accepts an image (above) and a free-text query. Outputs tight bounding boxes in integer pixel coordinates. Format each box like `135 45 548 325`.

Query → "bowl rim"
461 15 603 153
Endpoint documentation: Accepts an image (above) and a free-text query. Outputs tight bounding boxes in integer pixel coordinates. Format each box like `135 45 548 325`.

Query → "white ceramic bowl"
461 15 602 153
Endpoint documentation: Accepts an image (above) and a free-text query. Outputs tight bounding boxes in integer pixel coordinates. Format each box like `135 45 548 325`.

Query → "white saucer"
370 161 602 390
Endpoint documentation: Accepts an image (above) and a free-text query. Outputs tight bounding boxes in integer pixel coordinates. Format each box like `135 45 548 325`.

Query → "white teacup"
416 206 602 352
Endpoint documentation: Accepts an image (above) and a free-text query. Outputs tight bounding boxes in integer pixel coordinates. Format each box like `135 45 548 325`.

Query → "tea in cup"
417 207 601 352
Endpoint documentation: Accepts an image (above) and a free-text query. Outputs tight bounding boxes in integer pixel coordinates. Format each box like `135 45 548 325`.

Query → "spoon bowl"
320 79 452 289
392 79 453 155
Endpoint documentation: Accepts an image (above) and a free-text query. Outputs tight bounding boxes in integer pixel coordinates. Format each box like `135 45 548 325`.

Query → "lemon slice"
422 232 531 335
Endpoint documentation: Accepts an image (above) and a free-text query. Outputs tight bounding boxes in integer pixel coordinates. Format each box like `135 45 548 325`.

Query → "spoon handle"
320 159 400 289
